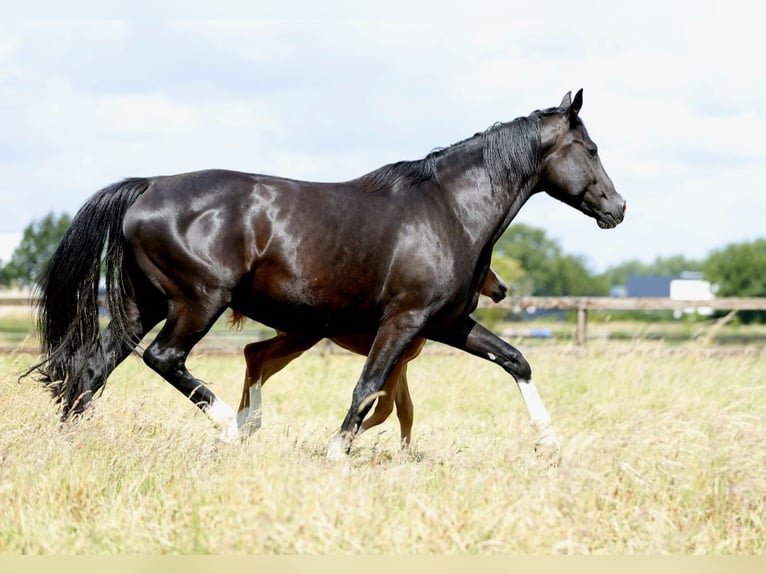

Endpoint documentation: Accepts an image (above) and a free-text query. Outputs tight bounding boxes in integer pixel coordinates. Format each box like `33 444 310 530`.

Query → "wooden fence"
478 296 766 344
3 295 766 346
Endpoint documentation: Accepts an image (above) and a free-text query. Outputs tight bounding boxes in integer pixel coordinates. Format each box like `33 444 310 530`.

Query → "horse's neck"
433 138 537 254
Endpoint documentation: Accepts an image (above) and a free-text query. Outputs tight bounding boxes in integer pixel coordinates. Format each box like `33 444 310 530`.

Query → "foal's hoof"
236 410 262 437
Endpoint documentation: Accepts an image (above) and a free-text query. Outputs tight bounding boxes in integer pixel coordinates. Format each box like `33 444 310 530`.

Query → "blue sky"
1 2 763 271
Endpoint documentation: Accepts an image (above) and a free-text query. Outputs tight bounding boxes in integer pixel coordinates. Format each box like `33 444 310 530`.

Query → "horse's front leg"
431 316 561 462
326 311 426 460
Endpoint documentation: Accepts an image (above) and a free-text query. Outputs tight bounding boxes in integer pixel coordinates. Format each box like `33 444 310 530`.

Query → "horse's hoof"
326 433 352 461
216 422 241 444
534 428 561 467
326 438 347 461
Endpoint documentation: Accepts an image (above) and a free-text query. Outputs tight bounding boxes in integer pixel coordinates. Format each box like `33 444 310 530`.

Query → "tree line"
1 213 765 319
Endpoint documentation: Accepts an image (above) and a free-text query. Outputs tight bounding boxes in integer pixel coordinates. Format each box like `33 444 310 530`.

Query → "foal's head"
536 90 626 229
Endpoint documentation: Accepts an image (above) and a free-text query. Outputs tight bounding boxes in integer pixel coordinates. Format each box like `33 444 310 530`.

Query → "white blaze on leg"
236 379 263 435
516 379 560 455
205 398 240 443
236 406 248 429
254 379 261 430
326 431 354 462
516 379 551 428
326 434 348 461
249 379 262 432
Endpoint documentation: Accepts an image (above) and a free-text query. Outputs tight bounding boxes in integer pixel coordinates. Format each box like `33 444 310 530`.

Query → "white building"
669 272 715 317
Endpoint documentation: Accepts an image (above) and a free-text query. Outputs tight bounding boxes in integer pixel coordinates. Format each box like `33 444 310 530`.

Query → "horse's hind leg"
142 298 240 442
237 333 321 434
80 313 159 410
69 267 165 417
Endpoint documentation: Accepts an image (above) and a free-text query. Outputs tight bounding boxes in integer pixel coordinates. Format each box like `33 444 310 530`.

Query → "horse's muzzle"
596 198 626 229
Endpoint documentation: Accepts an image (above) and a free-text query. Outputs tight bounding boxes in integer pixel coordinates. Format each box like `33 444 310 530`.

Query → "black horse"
31 90 625 457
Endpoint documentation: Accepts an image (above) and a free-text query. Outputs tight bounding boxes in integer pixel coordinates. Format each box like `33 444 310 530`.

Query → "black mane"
357 112 547 194
357 157 436 193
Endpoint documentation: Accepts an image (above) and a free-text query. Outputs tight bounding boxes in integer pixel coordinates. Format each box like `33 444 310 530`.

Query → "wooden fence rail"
477 296 766 344
3 295 766 346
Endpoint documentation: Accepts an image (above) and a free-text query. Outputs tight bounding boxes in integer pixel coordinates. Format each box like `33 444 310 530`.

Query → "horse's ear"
559 91 572 109
569 89 583 121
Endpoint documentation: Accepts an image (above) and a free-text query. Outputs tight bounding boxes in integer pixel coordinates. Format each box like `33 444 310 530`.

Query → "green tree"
0 212 71 287
604 255 703 287
494 223 607 296
0 261 13 286
602 259 650 289
651 254 703 276
704 239 766 323
488 252 529 296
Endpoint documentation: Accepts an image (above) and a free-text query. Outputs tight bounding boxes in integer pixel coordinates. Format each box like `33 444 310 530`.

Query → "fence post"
576 304 588 345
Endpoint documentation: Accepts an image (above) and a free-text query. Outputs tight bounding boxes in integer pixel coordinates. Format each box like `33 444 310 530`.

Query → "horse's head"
536 90 626 229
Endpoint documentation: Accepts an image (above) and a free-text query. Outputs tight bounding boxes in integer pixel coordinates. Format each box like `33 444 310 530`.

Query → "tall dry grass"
1 341 764 553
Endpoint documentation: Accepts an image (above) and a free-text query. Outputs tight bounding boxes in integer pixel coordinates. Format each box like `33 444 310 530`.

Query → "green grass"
1 341 764 554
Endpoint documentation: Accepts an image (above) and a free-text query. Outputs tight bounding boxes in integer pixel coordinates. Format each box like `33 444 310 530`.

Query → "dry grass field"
1 340 764 554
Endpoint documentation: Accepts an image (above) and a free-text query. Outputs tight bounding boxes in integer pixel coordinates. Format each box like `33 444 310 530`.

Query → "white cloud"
94 93 202 135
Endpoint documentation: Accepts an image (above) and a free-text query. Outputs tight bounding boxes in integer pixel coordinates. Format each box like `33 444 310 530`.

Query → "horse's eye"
587 147 598 158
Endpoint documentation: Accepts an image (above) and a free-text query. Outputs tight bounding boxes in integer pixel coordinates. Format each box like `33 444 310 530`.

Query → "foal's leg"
357 354 405 441
432 316 560 457
392 338 424 446
327 311 427 459
358 338 423 447
392 366 414 447
142 297 240 443
237 333 321 434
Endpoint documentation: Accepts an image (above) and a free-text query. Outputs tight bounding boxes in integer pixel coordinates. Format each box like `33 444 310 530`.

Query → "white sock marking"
517 379 561 456
236 379 263 435
326 434 348 461
516 379 552 428
236 408 248 429
250 379 262 427
205 399 239 443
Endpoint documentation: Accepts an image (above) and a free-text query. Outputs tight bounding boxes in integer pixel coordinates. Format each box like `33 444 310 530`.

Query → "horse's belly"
231 295 380 337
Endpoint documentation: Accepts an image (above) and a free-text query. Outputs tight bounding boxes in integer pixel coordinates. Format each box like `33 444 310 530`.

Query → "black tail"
28 178 150 417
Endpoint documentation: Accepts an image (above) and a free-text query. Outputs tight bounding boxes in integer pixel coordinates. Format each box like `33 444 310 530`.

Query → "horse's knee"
496 350 531 381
